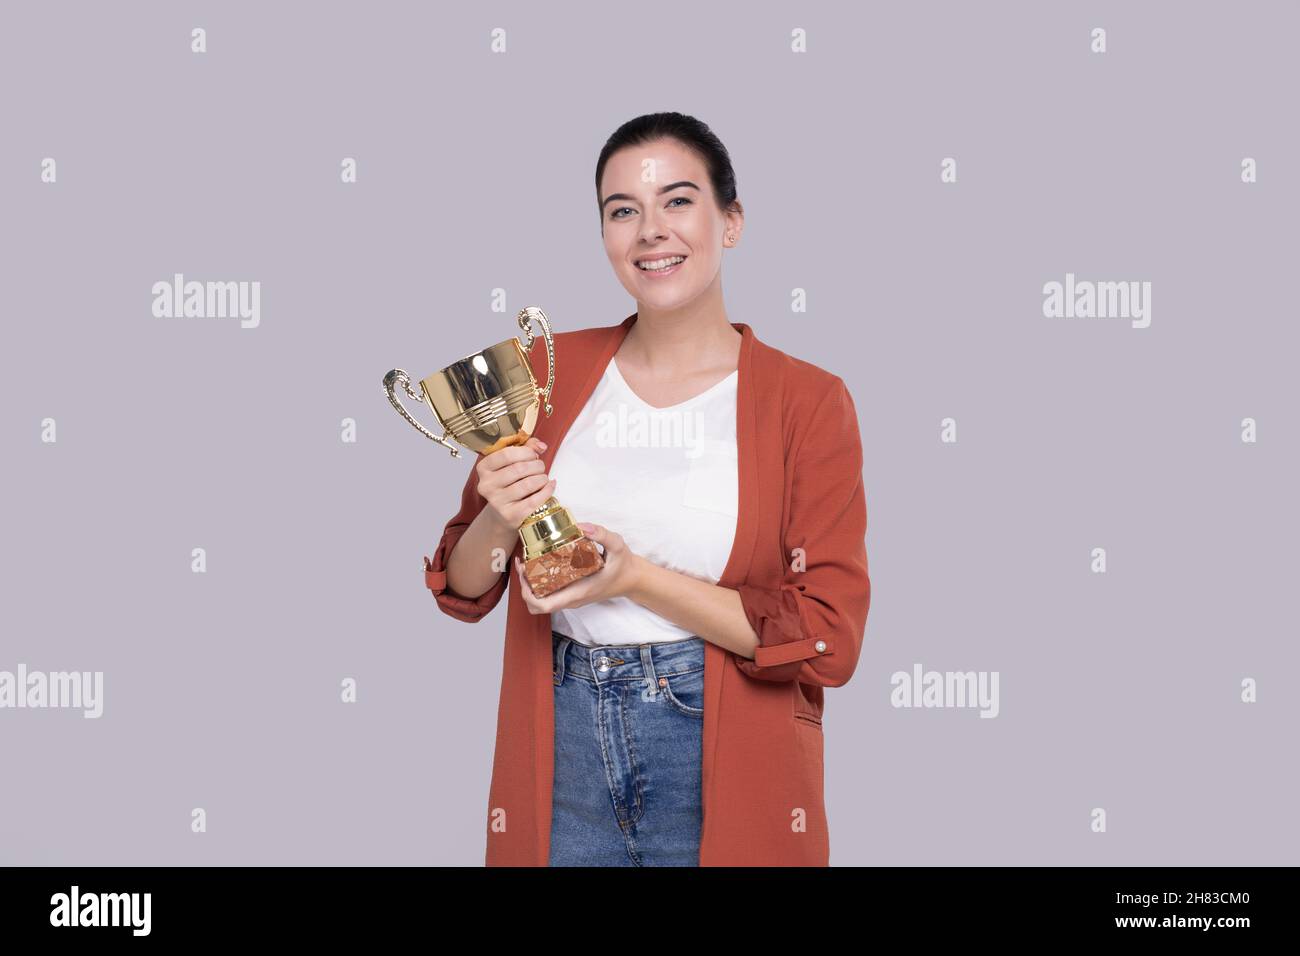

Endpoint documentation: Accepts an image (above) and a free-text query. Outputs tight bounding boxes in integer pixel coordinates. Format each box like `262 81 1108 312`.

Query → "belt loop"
639 643 658 702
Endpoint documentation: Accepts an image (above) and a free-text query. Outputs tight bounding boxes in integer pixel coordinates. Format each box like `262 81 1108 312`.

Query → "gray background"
2 0 1295 865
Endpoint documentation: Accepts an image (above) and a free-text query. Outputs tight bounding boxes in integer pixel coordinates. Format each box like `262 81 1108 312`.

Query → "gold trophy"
383 306 604 597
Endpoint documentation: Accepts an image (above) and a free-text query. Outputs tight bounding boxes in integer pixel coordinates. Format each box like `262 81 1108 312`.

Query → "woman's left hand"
514 522 642 614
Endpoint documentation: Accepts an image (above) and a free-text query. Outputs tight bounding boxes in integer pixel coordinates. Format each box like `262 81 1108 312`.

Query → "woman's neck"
620 288 741 377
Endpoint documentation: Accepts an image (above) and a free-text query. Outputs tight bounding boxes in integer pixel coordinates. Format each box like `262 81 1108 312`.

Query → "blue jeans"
549 629 705 866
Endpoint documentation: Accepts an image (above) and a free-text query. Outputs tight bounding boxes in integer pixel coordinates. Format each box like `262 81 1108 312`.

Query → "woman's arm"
512 523 758 658
446 506 521 600
426 437 554 622
512 377 870 686
626 558 760 660
621 379 869 686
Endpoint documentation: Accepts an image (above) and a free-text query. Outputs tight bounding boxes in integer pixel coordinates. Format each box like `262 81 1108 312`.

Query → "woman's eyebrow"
600 180 700 210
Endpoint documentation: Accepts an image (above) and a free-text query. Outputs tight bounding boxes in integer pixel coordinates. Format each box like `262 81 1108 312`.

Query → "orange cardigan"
423 313 871 866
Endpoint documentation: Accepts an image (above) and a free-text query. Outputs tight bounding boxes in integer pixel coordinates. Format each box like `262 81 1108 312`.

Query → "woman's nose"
639 217 667 243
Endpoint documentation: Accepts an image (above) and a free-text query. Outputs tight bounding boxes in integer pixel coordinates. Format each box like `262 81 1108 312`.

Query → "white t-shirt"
549 356 739 647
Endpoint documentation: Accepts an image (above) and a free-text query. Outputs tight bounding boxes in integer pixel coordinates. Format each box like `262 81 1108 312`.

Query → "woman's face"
598 137 740 311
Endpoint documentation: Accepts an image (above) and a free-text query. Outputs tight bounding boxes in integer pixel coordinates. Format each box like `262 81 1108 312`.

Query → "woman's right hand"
476 436 557 531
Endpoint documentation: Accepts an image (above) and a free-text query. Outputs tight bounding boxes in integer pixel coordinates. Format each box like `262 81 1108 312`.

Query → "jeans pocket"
657 667 705 718
552 633 568 686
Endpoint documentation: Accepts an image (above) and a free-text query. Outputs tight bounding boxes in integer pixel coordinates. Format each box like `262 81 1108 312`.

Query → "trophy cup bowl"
383 306 605 597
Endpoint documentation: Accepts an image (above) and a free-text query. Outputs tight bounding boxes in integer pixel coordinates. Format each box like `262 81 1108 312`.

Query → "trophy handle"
382 369 463 458
516 306 556 417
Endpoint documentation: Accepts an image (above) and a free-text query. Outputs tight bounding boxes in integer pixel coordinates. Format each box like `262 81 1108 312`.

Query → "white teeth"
637 256 685 271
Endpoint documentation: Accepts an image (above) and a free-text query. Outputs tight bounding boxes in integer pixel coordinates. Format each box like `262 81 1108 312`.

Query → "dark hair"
594 112 739 225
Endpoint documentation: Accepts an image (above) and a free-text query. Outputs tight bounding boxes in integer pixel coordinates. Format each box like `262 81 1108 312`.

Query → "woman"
424 112 871 866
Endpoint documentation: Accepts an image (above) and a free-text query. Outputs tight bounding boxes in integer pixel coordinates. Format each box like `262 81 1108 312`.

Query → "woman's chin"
627 279 700 309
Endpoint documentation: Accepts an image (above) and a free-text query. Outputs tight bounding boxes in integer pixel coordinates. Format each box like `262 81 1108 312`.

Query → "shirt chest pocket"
681 437 739 518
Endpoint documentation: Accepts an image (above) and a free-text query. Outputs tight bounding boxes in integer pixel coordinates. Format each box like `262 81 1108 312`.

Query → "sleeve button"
814 640 827 653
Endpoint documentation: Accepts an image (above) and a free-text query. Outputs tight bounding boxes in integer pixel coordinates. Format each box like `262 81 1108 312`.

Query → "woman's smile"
634 254 688 279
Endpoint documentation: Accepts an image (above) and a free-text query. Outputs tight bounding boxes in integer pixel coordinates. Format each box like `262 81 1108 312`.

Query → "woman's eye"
610 197 692 220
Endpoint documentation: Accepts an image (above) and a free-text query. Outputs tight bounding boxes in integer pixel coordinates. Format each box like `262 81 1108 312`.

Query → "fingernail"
537 441 548 450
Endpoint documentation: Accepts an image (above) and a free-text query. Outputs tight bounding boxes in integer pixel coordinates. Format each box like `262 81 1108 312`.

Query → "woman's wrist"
623 553 653 603
483 507 519 548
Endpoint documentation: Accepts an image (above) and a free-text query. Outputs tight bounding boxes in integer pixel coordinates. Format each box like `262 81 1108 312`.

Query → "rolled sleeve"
732 378 871 687
423 460 510 623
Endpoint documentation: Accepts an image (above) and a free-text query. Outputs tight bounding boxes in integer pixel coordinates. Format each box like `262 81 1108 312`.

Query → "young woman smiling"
427 112 872 866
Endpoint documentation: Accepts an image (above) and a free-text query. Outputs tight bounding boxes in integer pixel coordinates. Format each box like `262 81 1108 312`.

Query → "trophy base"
523 536 605 598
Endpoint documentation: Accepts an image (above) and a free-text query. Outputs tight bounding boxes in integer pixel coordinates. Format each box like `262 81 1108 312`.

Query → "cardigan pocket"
793 682 824 730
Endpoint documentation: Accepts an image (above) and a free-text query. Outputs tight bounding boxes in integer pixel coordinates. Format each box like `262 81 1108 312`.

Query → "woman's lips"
636 257 686 279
